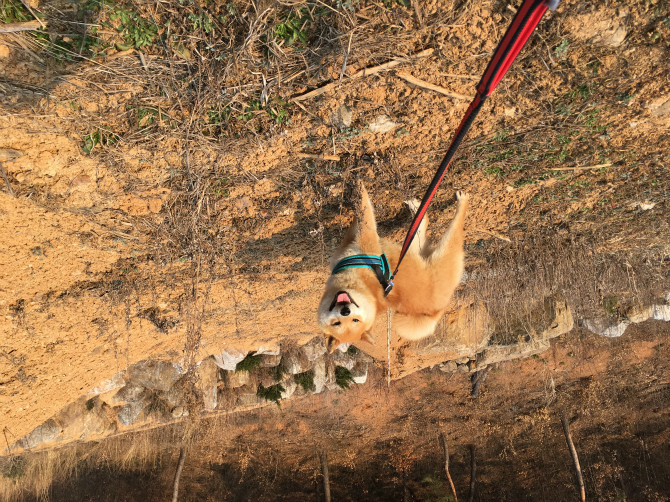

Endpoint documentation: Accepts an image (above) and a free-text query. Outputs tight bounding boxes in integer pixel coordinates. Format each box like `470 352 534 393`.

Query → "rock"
223 370 253 389
582 318 630 338
651 304 670 321
332 103 353 129
259 353 281 368
312 359 327 393
280 380 297 399
301 336 326 361
351 362 368 384
212 348 247 370
475 339 550 369
368 115 397 133
196 357 219 411
111 383 146 405
127 360 180 391
281 350 311 375
331 350 355 370
117 401 145 426
87 371 125 397
171 406 188 419
438 361 458 373
17 419 62 449
539 299 574 340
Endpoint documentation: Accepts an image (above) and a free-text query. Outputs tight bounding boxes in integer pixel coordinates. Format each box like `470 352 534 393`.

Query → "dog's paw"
456 190 469 203
404 198 421 215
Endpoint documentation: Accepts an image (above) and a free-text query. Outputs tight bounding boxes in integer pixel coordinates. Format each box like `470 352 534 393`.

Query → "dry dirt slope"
0 0 668 474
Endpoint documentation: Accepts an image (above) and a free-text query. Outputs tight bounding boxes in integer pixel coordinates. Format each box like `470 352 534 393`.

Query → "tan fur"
318 184 469 351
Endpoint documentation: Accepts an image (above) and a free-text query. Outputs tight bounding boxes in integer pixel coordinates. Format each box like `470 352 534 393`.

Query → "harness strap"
332 253 394 296
391 0 558 285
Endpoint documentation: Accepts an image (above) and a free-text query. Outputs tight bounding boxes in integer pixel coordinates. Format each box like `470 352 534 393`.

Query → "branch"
0 20 44 33
467 445 477 502
560 412 586 502
396 71 469 101
172 447 186 502
319 449 331 502
292 49 434 102
439 432 458 502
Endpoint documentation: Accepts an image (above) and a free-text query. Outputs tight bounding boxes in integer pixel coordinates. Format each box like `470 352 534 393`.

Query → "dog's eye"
353 319 360 323
332 321 341 326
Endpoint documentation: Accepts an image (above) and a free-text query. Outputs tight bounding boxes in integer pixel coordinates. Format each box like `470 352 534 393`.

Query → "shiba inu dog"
318 184 469 352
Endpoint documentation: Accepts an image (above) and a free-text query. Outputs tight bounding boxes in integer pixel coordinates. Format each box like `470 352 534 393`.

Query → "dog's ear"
326 336 340 354
355 182 381 253
336 183 381 254
361 331 375 345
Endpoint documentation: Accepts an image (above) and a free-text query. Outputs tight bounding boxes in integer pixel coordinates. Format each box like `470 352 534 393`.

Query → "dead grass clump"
463 229 668 344
0 423 193 501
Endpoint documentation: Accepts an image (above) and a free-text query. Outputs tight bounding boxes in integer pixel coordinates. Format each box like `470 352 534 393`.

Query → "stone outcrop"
7 292 668 454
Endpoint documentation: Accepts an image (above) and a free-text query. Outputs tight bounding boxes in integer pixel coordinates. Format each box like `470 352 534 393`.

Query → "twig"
172 447 186 502
396 71 469 101
471 228 511 243
560 412 586 502
439 432 458 502
440 73 479 80
293 48 434 102
297 153 341 162
467 445 477 502
319 449 331 502
549 162 612 171
0 20 44 33
0 163 15 198
413 0 425 28
18 0 46 29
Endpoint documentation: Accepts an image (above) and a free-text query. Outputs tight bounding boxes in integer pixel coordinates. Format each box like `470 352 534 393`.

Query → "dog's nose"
340 306 351 316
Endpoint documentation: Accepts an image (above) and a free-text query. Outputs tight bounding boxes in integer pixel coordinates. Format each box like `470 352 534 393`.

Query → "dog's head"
318 288 376 353
317 183 381 353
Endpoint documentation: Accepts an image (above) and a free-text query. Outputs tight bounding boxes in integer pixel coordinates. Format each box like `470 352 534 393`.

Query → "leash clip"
384 279 394 297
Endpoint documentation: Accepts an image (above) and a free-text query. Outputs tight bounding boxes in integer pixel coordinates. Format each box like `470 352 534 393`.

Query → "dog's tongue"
336 292 351 304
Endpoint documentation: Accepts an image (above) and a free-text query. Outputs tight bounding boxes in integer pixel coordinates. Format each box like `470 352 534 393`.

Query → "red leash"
389 0 559 290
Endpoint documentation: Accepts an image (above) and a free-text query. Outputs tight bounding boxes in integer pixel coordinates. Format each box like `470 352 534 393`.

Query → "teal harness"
332 253 394 297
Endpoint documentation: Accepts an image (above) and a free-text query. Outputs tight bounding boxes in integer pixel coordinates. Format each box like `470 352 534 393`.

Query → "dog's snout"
340 306 351 316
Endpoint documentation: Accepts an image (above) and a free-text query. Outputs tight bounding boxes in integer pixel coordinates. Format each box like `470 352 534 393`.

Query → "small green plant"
257 383 284 404
82 128 118 154
335 366 354 389
108 5 158 49
484 166 504 178
85 398 95 411
236 353 262 372
294 370 315 392
346 345 359 356
274 8 311 46
266 97 290 124
554 39 569 59
188 12 213 33
237 99 262 121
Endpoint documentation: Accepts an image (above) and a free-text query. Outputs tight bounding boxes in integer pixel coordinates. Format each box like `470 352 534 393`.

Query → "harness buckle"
383 280 394 297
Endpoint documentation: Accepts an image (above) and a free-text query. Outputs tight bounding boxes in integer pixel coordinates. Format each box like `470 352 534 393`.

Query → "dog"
318 184 469 353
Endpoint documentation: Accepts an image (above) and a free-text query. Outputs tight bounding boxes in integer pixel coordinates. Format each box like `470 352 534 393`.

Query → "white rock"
368 115 397 133
212 348 247 370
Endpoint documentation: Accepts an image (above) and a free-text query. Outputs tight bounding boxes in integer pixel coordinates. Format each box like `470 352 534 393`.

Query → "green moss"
257 384 284 404
236 354 262 372
294 371 315 392
335 366 354 389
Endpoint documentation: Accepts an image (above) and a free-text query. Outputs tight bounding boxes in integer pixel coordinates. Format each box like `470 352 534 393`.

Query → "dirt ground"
0 0 669 498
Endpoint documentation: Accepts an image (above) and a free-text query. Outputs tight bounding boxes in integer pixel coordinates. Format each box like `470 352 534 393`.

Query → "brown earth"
0 0 669 498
